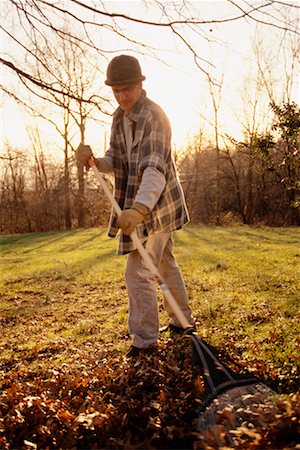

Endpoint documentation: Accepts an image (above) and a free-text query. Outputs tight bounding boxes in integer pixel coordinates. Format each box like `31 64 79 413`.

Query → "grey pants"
125 232 194 348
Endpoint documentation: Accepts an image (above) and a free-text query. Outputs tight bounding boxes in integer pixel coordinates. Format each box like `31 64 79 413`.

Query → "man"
76 55 194 357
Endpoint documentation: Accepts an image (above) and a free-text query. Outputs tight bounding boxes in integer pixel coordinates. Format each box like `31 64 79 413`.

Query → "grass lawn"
0 225 299 448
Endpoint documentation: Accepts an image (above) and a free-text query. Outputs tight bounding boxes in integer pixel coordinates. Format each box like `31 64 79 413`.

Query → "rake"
190 335 276 446
90 163 276 446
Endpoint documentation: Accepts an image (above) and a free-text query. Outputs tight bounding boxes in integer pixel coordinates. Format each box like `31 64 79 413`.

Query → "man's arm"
117 167 166 235
134 167 166 211
76 143 114 173
93 156 114 173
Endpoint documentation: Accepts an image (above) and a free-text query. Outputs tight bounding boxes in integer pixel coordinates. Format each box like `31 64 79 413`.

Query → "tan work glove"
76 144 93 168
117 203 148 236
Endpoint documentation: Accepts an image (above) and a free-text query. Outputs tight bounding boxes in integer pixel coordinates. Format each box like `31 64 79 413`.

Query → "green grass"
1 225 299 390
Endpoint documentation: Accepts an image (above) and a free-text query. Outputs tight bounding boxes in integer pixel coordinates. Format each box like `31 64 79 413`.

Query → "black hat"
105 55 146 86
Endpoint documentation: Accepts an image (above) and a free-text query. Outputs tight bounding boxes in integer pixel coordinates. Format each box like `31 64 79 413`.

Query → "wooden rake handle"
91 163 190 330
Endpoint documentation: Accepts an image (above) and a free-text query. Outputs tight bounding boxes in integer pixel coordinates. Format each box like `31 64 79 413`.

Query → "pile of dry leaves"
0 335 299 449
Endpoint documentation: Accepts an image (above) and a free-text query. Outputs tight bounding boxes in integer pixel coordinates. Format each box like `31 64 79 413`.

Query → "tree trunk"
64 144 72 229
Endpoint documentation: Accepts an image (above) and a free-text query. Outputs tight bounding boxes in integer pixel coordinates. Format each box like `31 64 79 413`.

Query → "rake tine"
195 336 235 382
189 333 217 395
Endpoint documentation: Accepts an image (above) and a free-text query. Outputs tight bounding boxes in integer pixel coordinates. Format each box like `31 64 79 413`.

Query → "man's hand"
117 204 148 235
76 144 93 167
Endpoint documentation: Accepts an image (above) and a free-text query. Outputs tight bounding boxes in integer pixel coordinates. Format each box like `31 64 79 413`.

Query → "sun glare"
1 103 30 151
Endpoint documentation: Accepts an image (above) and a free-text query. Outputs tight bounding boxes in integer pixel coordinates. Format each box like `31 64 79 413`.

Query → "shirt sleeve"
138 108 172 176
94 155 114 173
134 166 166 211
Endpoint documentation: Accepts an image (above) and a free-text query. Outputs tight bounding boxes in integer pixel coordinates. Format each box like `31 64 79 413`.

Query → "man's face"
112 82 142 114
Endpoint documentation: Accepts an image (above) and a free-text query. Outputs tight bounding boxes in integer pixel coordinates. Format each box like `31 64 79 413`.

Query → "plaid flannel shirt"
106 90 189 254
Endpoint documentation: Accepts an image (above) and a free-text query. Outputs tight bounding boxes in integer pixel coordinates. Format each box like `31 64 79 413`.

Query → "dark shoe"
125 345 156 358
184 326 196 335
159 323 196 335
159 323 184 334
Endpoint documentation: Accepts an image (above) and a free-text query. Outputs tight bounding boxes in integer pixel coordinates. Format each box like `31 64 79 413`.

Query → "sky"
1 1 299 158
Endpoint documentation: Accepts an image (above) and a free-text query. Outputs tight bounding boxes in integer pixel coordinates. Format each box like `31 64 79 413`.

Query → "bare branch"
227 0 300 34
0 57 110 111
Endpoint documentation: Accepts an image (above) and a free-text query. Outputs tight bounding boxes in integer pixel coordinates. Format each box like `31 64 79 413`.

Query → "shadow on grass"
0 229 111 254
177 226 300 249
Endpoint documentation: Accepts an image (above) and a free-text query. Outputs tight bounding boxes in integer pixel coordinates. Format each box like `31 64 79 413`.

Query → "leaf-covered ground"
1 227 299 448
1 334 299 449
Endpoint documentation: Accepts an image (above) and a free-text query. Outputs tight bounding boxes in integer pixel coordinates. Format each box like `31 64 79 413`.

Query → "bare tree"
206 72 225 224
0 145 32 232
221 17 300 224
15 31 107 228
221 139 247 223
253 10 300 107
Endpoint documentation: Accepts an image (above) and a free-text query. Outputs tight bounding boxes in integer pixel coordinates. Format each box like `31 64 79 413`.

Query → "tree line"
181 102 300 226
1 100 299 234
0 148 111 234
